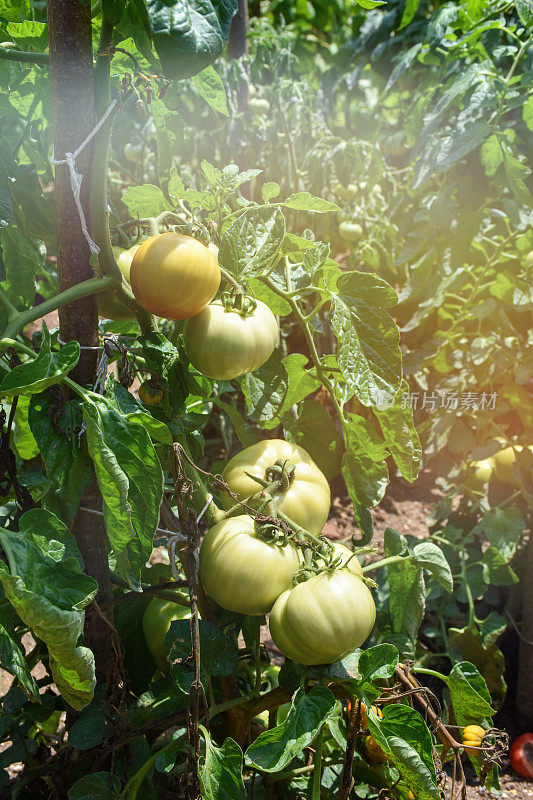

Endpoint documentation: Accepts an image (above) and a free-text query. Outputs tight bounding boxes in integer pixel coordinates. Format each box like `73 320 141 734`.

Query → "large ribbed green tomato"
220 440 330 536
98 246 135 321
269 569 376 665
199 515 300 615
183 299 279 380
130 233 220 320
142 594 191 673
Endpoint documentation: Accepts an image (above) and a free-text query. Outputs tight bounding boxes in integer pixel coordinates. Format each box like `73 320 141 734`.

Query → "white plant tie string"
49 99 118 255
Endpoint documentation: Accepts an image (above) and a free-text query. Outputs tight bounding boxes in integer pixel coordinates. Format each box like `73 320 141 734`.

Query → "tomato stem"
311 726 324 800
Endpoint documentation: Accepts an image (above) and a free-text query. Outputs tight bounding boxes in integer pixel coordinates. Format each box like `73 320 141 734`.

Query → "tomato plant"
0 0 527 797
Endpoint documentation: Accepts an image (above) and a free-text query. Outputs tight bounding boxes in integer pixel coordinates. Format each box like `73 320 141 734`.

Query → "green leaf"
12 395 38 460
480 135 504 177
367 705 439 800
219 206 285 278
29 391 93 524
282 192 339 213
284 397 342 480
342 414 389 536
355 0 385 8
82 392 164 586
524 95 533 132
262 182 280 202
482 546 518 585
473 507 524 561
108 378 172 444
331 271 402 406
0 619 38 701
0 0 31 22
374 380 421 482
444 660 495 726
191 66 228 115
516 0 533 27
384 529 425 651
68 697 108 750
0 509 97 709
245 686 336 772
121 184 172 217
68 772 121 800
199 728 245 800
449 627 506 711
0 225 42 310
0 324 80 398
400 0 422 29
412 542 453 592
167 619 239 690
147 0 238 80
240 349 288 428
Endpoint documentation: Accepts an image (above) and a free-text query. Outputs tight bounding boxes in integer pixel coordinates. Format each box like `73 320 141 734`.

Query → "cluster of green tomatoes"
143 439 376 672
99 231 279 382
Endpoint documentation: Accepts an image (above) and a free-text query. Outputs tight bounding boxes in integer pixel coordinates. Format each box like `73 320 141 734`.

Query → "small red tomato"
510 733 533 779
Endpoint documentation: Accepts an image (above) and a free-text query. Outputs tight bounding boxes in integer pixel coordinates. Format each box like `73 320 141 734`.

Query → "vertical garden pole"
48 0 115 682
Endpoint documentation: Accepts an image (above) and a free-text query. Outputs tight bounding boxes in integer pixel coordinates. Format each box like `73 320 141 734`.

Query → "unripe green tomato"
269 569 376 665
464 459 493 491
199 514 300 615
248 97 270 114
98 245 135 321
138 380 164 405
183 299 279 380
124 142 143 163
492 437 525 485
220 439 331 536
142 594 191 673
525 250 533 267
335 183 358 201
338 221 363 242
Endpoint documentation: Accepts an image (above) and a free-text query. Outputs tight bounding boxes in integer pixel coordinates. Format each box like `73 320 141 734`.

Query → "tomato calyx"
220 289 258 318
254 519 291 547
264 458 297 492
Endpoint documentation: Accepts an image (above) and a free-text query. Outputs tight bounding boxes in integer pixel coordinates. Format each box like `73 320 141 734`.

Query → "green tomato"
183 299 279 380
142 594 191 673
334 183 357 201
199 514 300 615
269 569 376 665
248 97 271 114
338 221 363 242
492 437 523 485
220 439 331 536
124 142 143 163
138 380 164 405
464 459 493 491
98 245 135 321
525 250 533 268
